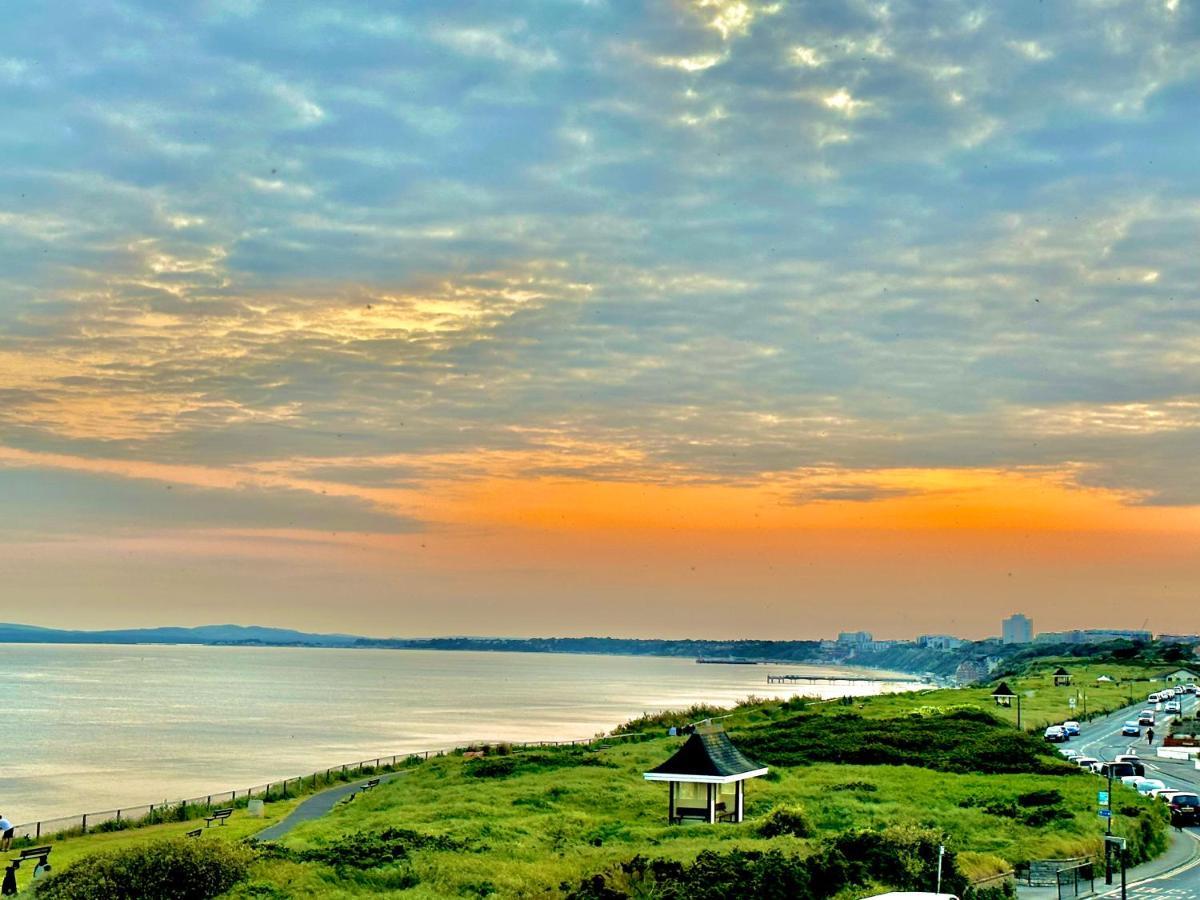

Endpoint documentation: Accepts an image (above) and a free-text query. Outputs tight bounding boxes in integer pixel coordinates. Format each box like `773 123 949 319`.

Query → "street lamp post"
1105 769 1114 885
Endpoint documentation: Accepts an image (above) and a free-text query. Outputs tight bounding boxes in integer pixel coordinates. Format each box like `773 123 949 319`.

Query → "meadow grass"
1 797 300 894
229 722 1162 897
26 659 1174 897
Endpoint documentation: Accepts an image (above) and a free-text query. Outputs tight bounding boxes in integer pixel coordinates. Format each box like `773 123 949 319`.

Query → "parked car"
1136 779 1167 795
1122 721 1142 736
1138 710 1156 726
1044 725 1069 743
1152 788 1186 800
1099 761 1139 779
1175 686 1185 695
1114 755 1146 775
1062 721 1081 736
1165 792 1200 825
1185 683 1197 694
1120 775 1146 787
1149 692 1161 703
1059 747 1080 759
1075 757 1099 770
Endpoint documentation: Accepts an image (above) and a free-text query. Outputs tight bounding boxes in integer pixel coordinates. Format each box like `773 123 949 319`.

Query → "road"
1066 689 1200 898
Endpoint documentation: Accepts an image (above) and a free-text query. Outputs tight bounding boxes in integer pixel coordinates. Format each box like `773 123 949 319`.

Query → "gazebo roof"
1053 667 1070 676
991 681 1016 697
643 728 768 784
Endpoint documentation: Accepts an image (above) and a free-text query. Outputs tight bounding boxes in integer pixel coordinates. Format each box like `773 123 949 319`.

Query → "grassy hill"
20 661 1174 898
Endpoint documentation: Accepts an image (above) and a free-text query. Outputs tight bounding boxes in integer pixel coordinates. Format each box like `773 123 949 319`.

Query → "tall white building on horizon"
1002 613 1033 645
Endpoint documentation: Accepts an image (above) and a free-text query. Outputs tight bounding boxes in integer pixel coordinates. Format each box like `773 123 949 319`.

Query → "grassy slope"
226 662 1170 898
2 798 300 894
22 660 1174 897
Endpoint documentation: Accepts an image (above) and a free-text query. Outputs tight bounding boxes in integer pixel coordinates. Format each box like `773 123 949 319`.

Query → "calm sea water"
0 644 920 822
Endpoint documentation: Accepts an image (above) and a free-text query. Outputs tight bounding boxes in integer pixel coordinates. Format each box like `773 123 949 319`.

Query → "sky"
1 0 1198 640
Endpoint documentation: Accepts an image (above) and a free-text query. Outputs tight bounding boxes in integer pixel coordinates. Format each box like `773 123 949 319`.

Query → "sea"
0 643 922 824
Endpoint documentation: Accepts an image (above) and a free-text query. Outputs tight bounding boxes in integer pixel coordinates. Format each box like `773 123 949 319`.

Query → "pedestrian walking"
1147 726 1155 746
0 813 12 851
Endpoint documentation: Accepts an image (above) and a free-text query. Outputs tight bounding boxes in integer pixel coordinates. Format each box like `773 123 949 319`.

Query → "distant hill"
0 622 359 647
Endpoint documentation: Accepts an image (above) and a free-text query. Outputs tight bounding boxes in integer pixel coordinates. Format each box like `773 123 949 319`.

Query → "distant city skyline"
1 2 1198 637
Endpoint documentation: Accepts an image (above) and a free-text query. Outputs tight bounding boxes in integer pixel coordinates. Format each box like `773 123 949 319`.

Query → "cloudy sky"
1 0 1197 640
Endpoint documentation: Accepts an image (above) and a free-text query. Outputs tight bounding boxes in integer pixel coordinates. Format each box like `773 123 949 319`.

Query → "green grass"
22 658 1176 897
1 797 300 895
846 661 1175 732
228 725 1162 897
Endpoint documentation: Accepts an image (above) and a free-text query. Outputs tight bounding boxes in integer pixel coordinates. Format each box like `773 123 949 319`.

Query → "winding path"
252 771 409 842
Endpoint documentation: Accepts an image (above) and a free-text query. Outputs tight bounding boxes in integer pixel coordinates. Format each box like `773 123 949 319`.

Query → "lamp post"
1105 768 1114 885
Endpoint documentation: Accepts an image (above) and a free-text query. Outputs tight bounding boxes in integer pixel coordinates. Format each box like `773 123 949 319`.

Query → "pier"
766 673 923 685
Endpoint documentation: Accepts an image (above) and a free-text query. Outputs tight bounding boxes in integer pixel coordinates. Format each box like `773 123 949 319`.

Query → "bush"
35 838 254 900
278 827 463 869
759 804 812 838
563 825 966 899
734 708 1074 775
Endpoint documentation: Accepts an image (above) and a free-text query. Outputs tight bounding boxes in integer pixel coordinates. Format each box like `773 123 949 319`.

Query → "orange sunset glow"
2 0 1198 642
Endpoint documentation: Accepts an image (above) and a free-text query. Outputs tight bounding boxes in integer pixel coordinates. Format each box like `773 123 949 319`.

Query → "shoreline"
0 645 924 823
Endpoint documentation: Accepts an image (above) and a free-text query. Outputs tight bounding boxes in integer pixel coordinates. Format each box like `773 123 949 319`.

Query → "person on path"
0 813 13 851
1147 727 1156 746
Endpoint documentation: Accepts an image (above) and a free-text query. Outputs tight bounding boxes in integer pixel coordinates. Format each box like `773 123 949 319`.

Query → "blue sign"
1099 809 1112 818
1098 791 1109 805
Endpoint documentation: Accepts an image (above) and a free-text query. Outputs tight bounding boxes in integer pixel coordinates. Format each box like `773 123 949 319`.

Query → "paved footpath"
1018 829 1200 900
252 771 408 842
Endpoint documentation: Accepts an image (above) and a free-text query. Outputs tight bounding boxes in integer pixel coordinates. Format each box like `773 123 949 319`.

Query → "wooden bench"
185 828 202 838
204 808 233 827
671 802 729 825
346 777 381 802
2 846 52 895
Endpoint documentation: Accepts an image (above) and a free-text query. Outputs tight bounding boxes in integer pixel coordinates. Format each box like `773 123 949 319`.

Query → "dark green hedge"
733 708 1075 775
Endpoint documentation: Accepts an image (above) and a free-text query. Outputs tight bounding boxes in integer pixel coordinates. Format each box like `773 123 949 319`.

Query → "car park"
1062 721 1081 736
1122 721 1141 736
1136 779 1167 795
1044 725 1069 743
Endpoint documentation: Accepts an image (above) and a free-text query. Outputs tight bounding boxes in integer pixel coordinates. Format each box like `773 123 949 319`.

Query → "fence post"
116 809 121 823
81 814 87 834
207 795 211 806
35 822 40 839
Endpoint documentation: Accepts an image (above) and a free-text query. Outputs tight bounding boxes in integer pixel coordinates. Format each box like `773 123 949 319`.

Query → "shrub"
563 825 966 899
34 837 254 900
285 827 463 869
734 708 1075 775
831 781 877 793
759 804 812 838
